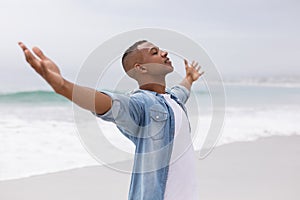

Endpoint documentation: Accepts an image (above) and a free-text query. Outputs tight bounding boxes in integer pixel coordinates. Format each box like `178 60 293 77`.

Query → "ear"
134 63 147 73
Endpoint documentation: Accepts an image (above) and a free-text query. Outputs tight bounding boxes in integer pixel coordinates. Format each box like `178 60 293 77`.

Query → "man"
19 40 204 200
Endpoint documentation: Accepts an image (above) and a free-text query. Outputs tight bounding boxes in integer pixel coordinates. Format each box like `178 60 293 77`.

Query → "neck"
139 83 166 94
137 75 166 94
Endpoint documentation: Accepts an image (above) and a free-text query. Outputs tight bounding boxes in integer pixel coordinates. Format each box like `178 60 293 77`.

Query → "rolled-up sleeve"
93 91 144 139
170 85 190 104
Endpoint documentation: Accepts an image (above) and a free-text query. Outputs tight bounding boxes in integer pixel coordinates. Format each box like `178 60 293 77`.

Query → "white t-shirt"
162 93 199 200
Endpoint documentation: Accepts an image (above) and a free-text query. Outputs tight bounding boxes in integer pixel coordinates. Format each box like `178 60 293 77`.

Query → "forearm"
179 76 193 91
56 79 112 114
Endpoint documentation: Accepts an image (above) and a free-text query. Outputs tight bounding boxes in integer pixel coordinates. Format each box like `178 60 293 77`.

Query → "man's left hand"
184 59 204 84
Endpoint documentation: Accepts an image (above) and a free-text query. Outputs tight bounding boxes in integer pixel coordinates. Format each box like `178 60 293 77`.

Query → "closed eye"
150 47 159 55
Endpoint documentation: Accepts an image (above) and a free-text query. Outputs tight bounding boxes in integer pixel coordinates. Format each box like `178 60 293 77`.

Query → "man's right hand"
18 42 64 93
18 42 112 115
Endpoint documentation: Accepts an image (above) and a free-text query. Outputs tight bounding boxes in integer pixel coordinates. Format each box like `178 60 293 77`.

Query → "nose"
161 50 168 57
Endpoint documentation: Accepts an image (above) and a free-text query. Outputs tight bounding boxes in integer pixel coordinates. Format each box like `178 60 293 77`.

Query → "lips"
164 58 171 64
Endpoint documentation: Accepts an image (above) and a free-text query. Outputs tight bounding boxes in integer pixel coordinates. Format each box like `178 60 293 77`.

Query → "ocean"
1 82 300 181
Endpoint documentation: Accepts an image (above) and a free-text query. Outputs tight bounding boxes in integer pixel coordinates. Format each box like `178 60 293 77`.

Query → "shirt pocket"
149 105 168 140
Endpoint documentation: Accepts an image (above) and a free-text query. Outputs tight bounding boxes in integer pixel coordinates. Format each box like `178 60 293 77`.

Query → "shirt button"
156 116 159 119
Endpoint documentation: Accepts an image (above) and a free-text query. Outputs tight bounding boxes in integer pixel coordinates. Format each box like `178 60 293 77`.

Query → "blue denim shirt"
95 85 190 200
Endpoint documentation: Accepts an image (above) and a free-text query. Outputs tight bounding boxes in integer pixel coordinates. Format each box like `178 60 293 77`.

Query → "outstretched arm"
18 42 112 115
180 59 204 91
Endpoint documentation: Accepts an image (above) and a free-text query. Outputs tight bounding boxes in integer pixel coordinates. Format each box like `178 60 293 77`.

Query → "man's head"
121 40 173 82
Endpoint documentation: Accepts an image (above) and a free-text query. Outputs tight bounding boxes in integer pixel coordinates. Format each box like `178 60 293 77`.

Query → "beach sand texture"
0 135 299 200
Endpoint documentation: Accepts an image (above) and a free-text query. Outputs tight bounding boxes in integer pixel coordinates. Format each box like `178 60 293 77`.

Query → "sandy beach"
0 135 299 200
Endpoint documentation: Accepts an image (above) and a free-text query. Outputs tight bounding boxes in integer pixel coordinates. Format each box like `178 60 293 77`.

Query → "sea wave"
0 90 68 104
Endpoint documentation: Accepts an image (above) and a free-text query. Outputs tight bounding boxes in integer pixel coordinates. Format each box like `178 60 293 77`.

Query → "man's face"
136 42 173 76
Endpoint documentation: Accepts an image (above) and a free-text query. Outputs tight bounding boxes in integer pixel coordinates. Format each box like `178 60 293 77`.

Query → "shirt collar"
130 87 171 96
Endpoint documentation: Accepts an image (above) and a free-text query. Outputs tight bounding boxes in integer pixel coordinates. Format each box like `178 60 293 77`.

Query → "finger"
191 60 195 67
184 59 188 69
195 65 201 71
24 48 39 65
24 51 43 73
18 42 28 52
18 42 39 63
18 42 43 74
32 47 48 60
193 62 199 69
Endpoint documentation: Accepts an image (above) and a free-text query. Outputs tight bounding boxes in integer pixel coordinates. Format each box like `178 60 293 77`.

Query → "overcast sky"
0 0 299 91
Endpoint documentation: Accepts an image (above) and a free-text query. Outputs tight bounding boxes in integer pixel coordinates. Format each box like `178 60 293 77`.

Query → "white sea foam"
0 115 98 181
192 106 300 151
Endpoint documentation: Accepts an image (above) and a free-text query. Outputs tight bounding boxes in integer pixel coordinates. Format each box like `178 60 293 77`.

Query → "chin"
164 63 173 69
166 67 174 74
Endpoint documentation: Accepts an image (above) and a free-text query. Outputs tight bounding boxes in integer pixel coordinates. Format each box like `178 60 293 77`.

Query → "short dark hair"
122 40 147 72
